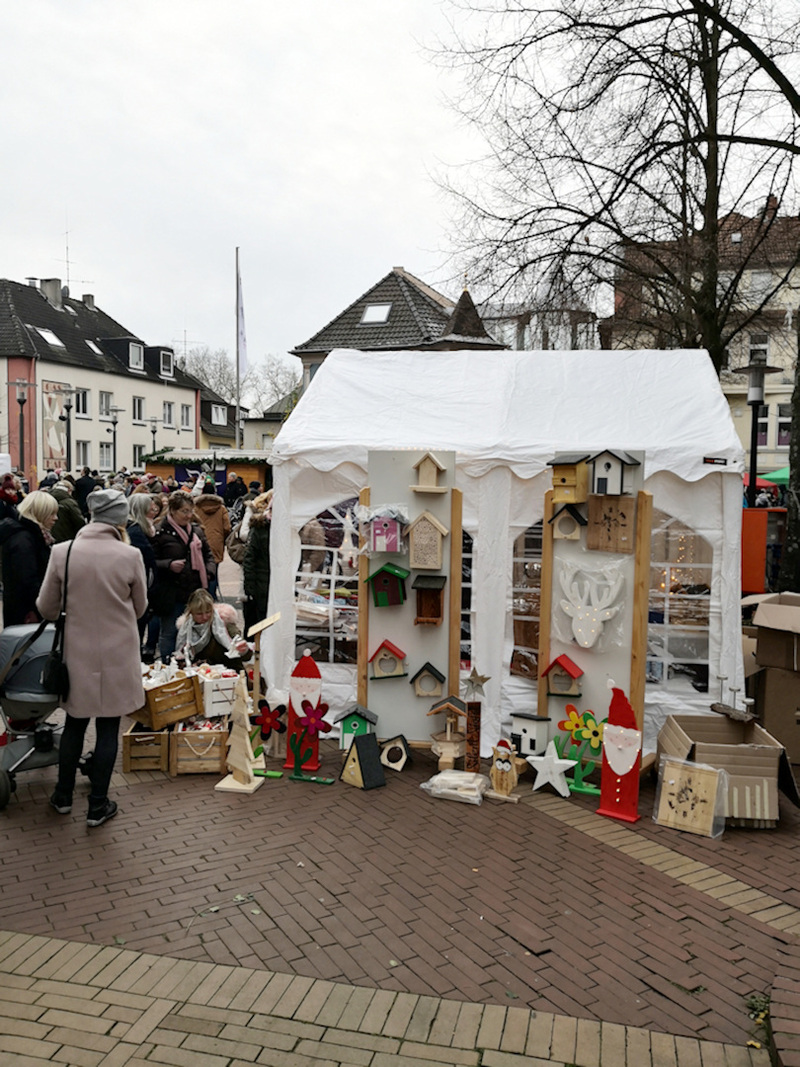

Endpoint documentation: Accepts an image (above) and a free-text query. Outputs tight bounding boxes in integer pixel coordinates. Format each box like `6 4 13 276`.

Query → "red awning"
743 474 777 488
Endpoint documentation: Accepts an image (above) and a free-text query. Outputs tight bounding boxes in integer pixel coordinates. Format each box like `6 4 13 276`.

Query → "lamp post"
742 352 780 507
148 416 162 454
106 406 125 473
57 388 75 473
13 380 32 477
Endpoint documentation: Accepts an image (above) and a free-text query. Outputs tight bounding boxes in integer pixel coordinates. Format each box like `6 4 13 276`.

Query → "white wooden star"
526 741 577 798
462 667 490 699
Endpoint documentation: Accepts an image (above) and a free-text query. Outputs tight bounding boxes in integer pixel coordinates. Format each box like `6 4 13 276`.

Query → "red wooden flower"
299 699 332 738
255 699 287 740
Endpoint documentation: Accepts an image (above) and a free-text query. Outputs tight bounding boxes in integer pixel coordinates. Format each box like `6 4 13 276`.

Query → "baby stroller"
0 622 63 809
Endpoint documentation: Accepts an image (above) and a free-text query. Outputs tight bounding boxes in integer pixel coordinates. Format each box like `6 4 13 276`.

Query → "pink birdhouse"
369 517 404 554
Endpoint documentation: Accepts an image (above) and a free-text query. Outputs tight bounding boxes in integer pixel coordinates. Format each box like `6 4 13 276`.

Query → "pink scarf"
167 514 208 589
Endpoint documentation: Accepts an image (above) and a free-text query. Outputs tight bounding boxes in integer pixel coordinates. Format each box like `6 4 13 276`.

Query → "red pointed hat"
495 738 513 752
291 649 321 680
608 687 637 730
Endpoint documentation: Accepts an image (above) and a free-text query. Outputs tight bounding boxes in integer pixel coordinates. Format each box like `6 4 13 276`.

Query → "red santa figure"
284 650 323 771
596 684 642 823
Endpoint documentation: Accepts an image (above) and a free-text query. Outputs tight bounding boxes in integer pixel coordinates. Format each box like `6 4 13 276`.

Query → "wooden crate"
201 674 239 718
130 674 203 731
122 721 170 773
169 718 229 776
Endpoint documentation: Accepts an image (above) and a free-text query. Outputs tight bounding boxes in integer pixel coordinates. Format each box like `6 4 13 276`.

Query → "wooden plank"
536 490 555 718
630 490 652 730
586 494 635 553
448 488 463 693
357 487 370 706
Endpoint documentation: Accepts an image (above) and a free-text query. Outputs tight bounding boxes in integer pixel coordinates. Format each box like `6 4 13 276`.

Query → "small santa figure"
596 684 642 823
489 738 519 796
283 650 323 771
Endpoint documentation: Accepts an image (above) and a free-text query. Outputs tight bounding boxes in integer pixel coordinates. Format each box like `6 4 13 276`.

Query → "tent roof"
271 348 744 482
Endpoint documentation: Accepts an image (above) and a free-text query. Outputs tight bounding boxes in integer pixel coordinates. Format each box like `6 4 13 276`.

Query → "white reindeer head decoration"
559 571 624 648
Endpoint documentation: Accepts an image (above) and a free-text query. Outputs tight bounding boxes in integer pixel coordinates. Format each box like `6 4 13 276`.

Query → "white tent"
264 348 745 753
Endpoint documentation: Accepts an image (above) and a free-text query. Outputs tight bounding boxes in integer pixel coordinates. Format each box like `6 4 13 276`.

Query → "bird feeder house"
409 661 446 698
549 503 588 541
411 451 447 493
366 562 410 607
548 453 590 504
368 516 405 555
586 450 640 496
412 574 447 625
541 653 584 697
369 639 408 680
333 703 378 750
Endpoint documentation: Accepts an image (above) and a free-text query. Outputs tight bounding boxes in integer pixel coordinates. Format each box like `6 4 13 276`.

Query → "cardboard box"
122 721 170 773
756 667 800 764
657 714 783 826
201 674 239 719
130 675 204 731
749 593 800 671
169 718 229 775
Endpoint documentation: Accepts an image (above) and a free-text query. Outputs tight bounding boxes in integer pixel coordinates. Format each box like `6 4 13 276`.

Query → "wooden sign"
655 759 723 837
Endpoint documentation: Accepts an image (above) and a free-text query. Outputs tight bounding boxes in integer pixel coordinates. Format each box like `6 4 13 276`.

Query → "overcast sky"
1 0 479 372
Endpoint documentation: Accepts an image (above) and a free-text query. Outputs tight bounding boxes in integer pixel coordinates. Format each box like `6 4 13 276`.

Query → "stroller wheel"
79 752 94 778
0 770 12 810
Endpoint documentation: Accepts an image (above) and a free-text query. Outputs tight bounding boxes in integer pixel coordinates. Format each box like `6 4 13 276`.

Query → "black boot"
87 797 118 827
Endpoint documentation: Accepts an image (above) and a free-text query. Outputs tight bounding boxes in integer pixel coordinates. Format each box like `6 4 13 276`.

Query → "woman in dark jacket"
0 490 58 625
242 490 272 635
127 492 158 649
151 491 216 660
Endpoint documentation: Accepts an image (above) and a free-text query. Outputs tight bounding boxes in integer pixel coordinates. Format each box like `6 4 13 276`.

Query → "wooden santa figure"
596 685 642 823
284 650 323 772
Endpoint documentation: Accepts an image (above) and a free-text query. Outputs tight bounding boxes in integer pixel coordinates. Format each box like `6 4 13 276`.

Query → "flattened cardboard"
756 667 800 764
751 593 800 671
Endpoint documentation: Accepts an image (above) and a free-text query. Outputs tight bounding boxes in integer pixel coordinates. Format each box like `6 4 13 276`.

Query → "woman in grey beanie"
36 489 148 827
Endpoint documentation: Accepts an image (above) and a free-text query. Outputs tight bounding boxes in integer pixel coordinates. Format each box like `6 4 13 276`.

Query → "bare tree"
439 0 800 373
179 347 301 410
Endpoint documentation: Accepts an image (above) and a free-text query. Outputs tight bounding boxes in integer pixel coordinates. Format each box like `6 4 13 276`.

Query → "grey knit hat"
87 488 129 526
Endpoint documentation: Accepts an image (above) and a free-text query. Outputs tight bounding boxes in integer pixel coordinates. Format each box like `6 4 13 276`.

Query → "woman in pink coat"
37 489 147 827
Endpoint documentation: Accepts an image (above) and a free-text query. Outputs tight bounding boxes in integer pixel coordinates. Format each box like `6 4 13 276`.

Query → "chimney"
766 194 779 220
39 278 62 309
25 277 37 287
83 293 95 311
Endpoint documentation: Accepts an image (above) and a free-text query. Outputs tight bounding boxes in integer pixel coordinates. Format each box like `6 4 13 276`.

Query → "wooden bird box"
541 653 584 697
586 450 640 496
366 562 410 607
510 712 551 758
369 639 408 680
409 661 446 698
411 451 447 494
340 733 386 789
380 734 411 771
368 516 404 554
549 503 588 541
334 703 378 750
412 574 446 625
548 453 590 504
408 511 449 570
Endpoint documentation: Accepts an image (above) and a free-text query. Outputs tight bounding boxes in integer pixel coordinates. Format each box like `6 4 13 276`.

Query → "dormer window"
360 303 392 324
29 325 65 348
129 342 144 370
211 404 227 426
86 340 103 356
160 350 174 376
731 232 742 244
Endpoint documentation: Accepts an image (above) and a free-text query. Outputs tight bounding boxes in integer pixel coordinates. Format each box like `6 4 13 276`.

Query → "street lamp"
57 388 75 473
742 351 780 507
106 406 125 473
148 416 162 453
13 380 33 477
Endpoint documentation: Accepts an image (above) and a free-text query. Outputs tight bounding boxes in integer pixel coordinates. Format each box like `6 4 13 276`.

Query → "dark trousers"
57 715 121 802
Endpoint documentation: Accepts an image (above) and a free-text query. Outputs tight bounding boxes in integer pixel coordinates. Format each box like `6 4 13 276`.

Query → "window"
211 404 227 426
510 524 542 680
30 325 65 348
181 403 192 430
132 444 146 469
647 509 712 694
160 350 174 376
74 388 89 417
749 332 769 364
779 403 792 447
758 403 769 447
99 391 112 418
85 340 103 356
163 401 174 427
360 303 392 324
76 441 90 467
129 343 144 370
99 442 113 470
132 397 145 422
750 271 773 304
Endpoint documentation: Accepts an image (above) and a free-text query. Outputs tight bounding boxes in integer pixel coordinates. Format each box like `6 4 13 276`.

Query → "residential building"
0 276 201 481
197 384 239 451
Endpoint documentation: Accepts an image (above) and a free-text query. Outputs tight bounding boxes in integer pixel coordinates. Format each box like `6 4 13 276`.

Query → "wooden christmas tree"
215 672 264 793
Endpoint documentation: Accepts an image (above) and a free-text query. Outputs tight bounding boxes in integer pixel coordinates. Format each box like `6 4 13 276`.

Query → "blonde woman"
0 489 58 625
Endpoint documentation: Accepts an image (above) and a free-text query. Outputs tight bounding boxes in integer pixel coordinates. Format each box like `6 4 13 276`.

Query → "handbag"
40 540 74 700
225 523 247 565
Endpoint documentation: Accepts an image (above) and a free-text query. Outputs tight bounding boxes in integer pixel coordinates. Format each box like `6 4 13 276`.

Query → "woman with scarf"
174 588 250 669
151 491 216 660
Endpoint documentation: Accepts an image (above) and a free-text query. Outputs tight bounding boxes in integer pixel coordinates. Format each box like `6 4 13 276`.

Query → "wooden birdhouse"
409 661 446 698
428 695 467 770
510 711 551 759
427 695 467 740
408 511 449 570
412 574 446 625
369 639 408 680
411 451 447 494
366 562 410 607
542 654 584 697
586 450 640 496
368 516 404 554
340 733 386 790
549 503 588 541
380 734 411 772
548 453 589 504
334 703 378 750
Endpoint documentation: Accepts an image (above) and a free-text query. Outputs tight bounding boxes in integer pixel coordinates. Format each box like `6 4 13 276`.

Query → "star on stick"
462 667 490 699
526 741 577 798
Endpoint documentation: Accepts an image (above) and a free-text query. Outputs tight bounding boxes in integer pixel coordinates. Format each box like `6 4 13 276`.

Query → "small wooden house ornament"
549 503 588 541
409 661 446 698
411 451 447 493
334 703 378 750
586 450 640 496
369 639 408 680
510 711 551 760
366 562 410 607
340 733 386 790
548 453 590 504
408 511 449 570
542 654 584 697
368 516 404 555
428 695 467 771
380 734 411 771
412 574 446 625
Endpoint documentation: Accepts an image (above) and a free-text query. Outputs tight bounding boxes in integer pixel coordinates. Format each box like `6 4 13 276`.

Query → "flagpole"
235 246 241 449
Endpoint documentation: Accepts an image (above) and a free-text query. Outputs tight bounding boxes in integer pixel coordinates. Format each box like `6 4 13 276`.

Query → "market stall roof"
270 348 744 482
743 474 777 488
763 465 790 485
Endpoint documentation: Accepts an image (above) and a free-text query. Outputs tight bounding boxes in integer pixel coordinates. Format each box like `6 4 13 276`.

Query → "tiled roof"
291 268 456 355
0 278 196 389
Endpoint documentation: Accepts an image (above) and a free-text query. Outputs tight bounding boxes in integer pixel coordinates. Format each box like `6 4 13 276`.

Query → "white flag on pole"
237 257 248 375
